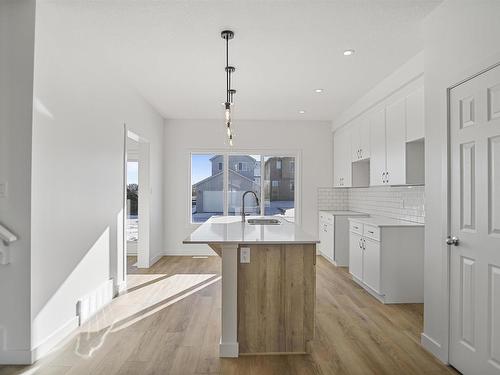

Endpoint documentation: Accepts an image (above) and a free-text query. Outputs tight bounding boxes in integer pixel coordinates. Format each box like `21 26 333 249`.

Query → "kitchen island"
183 216 319 358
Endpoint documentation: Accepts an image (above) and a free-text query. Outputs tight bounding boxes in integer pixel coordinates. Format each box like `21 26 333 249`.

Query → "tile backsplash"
318 186 425 223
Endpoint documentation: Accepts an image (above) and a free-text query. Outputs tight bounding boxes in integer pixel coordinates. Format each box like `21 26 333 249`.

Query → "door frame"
444 58 500 364
123 126 152 275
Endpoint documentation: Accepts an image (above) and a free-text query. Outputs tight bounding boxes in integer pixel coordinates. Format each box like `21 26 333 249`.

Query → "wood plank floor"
0 256 458 375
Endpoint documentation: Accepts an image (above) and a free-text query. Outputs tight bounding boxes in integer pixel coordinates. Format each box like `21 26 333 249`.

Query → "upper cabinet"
385 97 407 185
333 84 425 188
333 127 352 187
369 108 386 186
405 87 424 142
351 117 370 162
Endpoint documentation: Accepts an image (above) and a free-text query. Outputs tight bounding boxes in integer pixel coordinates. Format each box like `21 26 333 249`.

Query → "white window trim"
188 148 301 227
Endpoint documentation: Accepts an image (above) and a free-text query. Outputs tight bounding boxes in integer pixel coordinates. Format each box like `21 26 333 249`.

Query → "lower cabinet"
348 219 424 304
362 238 381 294
348 232 363 280
319 212 368 267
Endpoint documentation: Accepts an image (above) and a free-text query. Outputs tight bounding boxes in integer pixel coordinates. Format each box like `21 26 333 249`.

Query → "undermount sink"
247 218 281 225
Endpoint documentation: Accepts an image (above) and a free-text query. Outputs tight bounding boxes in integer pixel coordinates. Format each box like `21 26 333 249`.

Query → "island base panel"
237 244 316 355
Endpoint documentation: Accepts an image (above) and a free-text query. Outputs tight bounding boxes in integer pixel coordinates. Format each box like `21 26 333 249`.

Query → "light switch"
240 247 250 264
0 182 7 198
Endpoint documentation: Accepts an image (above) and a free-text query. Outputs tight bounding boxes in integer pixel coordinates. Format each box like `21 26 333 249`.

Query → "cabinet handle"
363 239 366 249
386 171 390 184
358 239 362 249
368 230 374 234
382 172 385 183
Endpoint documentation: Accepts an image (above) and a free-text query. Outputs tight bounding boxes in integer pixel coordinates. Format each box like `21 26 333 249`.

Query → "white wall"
29 6 165 356
0 0 36 364
422 0 500 362
332 51 424 131
164 119 332 255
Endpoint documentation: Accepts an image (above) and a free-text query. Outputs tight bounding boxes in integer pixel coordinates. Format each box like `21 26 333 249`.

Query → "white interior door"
449 63 500 375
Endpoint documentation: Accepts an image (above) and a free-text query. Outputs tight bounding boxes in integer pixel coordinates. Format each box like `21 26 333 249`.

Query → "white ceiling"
37 0 441 122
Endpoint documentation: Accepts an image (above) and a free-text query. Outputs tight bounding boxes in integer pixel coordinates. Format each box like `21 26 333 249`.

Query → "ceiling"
37 0 441 122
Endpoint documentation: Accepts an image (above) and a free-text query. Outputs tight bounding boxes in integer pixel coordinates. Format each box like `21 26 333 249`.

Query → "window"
264 156 295 216
228 155 260 216
191 154 224 223
190 152 297 223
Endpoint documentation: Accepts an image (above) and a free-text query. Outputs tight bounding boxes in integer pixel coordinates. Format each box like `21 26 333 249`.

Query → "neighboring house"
264 157 295 201
193 155 260 214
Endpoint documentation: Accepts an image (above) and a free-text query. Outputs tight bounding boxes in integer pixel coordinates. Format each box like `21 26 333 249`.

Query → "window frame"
189 149 301 226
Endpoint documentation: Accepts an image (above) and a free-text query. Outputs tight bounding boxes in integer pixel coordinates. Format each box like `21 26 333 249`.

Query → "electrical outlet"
240 247 250 264
0 182 7 198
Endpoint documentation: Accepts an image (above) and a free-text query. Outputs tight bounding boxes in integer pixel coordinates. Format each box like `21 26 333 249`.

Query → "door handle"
446 236 460 246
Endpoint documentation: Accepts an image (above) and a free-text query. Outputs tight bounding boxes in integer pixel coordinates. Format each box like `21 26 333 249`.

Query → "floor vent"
192 256 209 259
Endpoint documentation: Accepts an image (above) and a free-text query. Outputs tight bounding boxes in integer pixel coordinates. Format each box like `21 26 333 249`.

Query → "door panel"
406 86 425 142
450 63 500 374
490 136 500 235
363 238 381 294
460 256 476 348
386 97 406 185
359 116 371 159
349 232 363 280
489 265 500 368
461 142 476 231
369 108 386 186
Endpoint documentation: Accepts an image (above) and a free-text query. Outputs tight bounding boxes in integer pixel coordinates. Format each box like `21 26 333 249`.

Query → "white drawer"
349 221 363 235
363 224 380 241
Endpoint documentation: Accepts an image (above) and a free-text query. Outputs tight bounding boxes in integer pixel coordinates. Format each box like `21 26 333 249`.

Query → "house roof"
193 169 259 189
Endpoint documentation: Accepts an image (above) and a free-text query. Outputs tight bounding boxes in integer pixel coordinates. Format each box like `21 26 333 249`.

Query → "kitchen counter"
183 216 317 358
348 216 424 227
183 215 319 245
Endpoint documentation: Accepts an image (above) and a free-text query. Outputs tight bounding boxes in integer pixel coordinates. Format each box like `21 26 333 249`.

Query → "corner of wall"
0 327 33 365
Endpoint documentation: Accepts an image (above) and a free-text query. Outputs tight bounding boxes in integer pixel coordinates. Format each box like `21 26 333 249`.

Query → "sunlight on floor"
72 273 221 358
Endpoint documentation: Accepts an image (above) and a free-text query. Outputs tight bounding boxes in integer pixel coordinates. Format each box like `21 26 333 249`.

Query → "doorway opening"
124 129 151 281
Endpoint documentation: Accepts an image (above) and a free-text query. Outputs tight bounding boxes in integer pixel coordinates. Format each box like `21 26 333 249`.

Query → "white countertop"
320 210 368 216
348 216 424 227
183 216 319 245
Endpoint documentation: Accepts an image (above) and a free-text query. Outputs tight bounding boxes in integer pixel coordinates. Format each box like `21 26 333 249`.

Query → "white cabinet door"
350 120 361 162
333 128 351 187
333 131 343 187
359 116 370 160
324 223 334 260
318 219 325 254
369 108 386 186
349 232 363 280
406 86 424 142
362 238 381 294
385 97 406 185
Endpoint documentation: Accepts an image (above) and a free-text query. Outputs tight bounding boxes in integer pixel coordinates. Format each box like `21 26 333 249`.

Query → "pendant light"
221 30 236 146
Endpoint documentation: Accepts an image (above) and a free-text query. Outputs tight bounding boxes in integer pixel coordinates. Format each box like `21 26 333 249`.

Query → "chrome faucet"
241 191 260 222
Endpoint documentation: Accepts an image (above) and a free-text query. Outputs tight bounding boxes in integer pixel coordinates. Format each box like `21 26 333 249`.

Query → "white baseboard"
32 316 79 362
219 339 238 358
149 253 163 267
0 327 32 365
421 332 447 364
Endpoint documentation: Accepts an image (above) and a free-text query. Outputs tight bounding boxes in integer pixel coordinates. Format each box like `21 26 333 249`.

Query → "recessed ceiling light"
315 89 323 93
343 49 355 56
299 110 306 114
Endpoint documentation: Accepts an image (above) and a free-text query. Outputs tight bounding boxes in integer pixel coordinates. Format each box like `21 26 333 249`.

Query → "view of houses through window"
191 153 296 223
